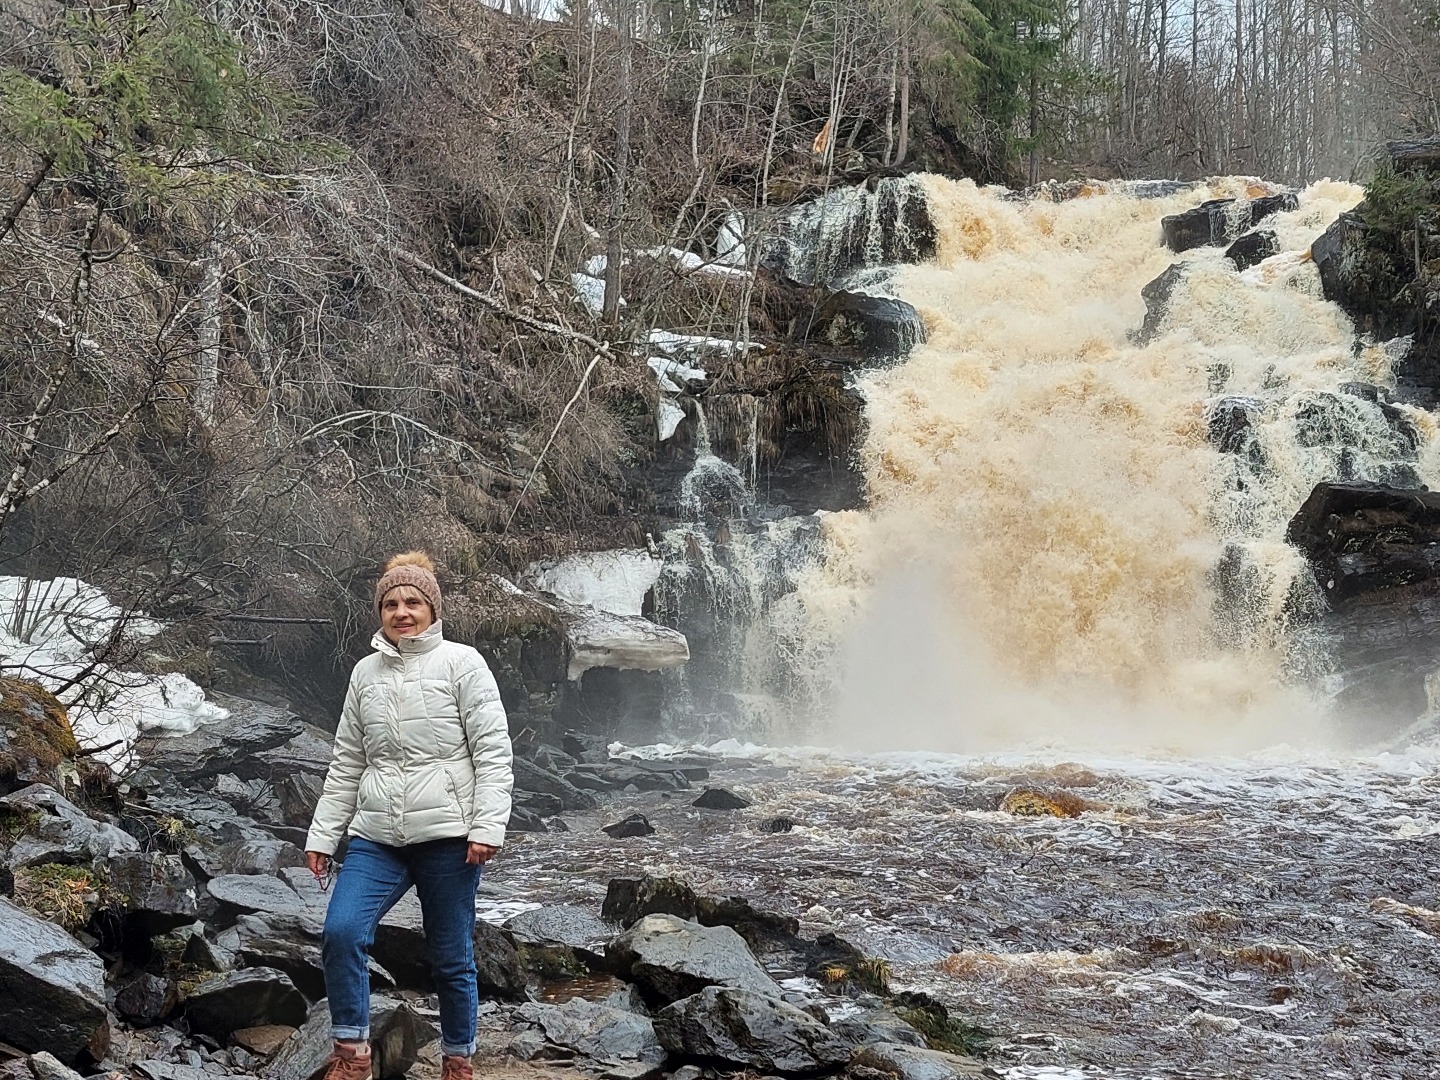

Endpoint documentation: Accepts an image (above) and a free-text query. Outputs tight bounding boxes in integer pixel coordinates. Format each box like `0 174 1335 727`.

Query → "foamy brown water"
781 177 1433 755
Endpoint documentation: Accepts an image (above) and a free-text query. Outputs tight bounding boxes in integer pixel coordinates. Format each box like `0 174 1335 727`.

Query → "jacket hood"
372 620 445 658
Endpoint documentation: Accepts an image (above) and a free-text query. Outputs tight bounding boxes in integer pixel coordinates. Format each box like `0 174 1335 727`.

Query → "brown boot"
322 1042 372 1080
440 1055 473 1080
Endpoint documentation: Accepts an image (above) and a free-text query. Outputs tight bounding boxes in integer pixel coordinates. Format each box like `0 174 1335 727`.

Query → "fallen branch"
390 246 621 360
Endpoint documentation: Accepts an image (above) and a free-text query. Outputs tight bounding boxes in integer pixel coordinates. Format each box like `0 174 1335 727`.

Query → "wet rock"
1134 263 1185 345
27 1053 85 1080
505 904 612 973
1206 396 1265 455
0 784 138 868
196 838 308 880
1162 193 1297 254
251 724 334 779
136 696 302 785
653 986 849 1074
216 912 327 1000
627 758 716 782
513 758 599 811
759 817 796 834
514 790 564 816
571 764 689 792
1286 483 1440 604
692 788 751 810
1225 229 1278 270
1285 481 1440 722
263 996 428 1080
132 787 274 849
0 864 11 896
0 680 77 796
508 1031 547 1061
607 914 782 1004
105 851 197 935
232 1025 297 1057
0 897 108 1064
206 874 305 920
115 973 179 1027
603 814 656 839
603 877 800 954
507 806 549 833
513 999 666 1066
270 773 321 828
475 918 528 1001
804 291 926 357
184 967 308 1039
831 1008 927 1049
853 1042 998 1079
761 177 937 287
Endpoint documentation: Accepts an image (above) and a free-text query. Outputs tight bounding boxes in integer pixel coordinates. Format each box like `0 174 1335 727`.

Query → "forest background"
1 0 1437 702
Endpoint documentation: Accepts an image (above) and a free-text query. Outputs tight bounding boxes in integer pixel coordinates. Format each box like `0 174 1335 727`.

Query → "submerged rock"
1134 263 1185 344
652 986 849 1074
608 913 782 1004
603 814 657 839
1225 229 1278 269
692 788 751 810
0 897 108 1063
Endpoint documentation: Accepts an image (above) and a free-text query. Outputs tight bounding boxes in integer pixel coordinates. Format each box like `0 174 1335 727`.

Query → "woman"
305 552 513 1080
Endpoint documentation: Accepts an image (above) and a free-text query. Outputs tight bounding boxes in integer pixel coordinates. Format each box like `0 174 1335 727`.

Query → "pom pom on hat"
374 550 442 619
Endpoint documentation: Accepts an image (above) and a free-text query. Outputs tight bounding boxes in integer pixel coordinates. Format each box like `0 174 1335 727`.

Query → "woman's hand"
306 850 331 877
466 843 499 865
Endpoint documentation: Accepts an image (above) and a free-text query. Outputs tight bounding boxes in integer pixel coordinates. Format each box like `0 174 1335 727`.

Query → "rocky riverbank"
0 678 992 1080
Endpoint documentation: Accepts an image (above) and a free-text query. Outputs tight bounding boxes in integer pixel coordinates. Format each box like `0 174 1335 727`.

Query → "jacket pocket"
442 767 473 820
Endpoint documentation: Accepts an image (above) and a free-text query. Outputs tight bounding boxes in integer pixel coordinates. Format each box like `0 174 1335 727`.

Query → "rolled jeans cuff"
331 1025 370 1042
441 1040 477 1057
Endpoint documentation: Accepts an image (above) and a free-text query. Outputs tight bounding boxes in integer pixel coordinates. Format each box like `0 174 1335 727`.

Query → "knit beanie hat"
374 551 443 620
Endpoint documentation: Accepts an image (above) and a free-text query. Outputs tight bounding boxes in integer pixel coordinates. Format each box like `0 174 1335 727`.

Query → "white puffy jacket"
305 622 513 854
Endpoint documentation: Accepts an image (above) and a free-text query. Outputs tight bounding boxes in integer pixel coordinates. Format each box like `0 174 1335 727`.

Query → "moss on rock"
0 677 80 793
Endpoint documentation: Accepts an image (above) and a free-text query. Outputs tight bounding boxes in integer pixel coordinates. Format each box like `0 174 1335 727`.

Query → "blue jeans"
322 836 481 1055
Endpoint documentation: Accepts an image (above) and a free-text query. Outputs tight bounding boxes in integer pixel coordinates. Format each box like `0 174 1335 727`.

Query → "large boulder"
0 897 108 1064
505 904 612 975
0 680 77 796
603 877 801 954
803 291 925 357
607 914 783 1004
1133 263 1185 345
105 850 198 935
513 758 599 811
136 696 302 785
1224 228 1278 270
206 873 305 921
0 784 138 868
183 967 308 1038
653 986 849 1074
114 973 179 1027
513 999 666 1067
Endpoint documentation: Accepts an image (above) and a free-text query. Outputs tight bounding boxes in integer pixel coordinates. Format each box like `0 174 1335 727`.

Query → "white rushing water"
766 175 1436 755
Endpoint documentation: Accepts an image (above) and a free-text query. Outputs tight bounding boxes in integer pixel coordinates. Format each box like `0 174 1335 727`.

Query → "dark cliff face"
1311 139 1440 405
1286 482 1440 730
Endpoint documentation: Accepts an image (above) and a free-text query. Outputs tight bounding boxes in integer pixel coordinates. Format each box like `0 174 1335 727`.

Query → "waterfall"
780 175 1437 753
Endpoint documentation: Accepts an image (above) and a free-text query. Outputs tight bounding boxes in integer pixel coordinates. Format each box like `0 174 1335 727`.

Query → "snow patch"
0 576 228 770
524 549 662 617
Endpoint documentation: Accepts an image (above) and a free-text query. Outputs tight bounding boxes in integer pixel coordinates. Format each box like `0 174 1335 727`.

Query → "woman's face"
380 585 434 640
